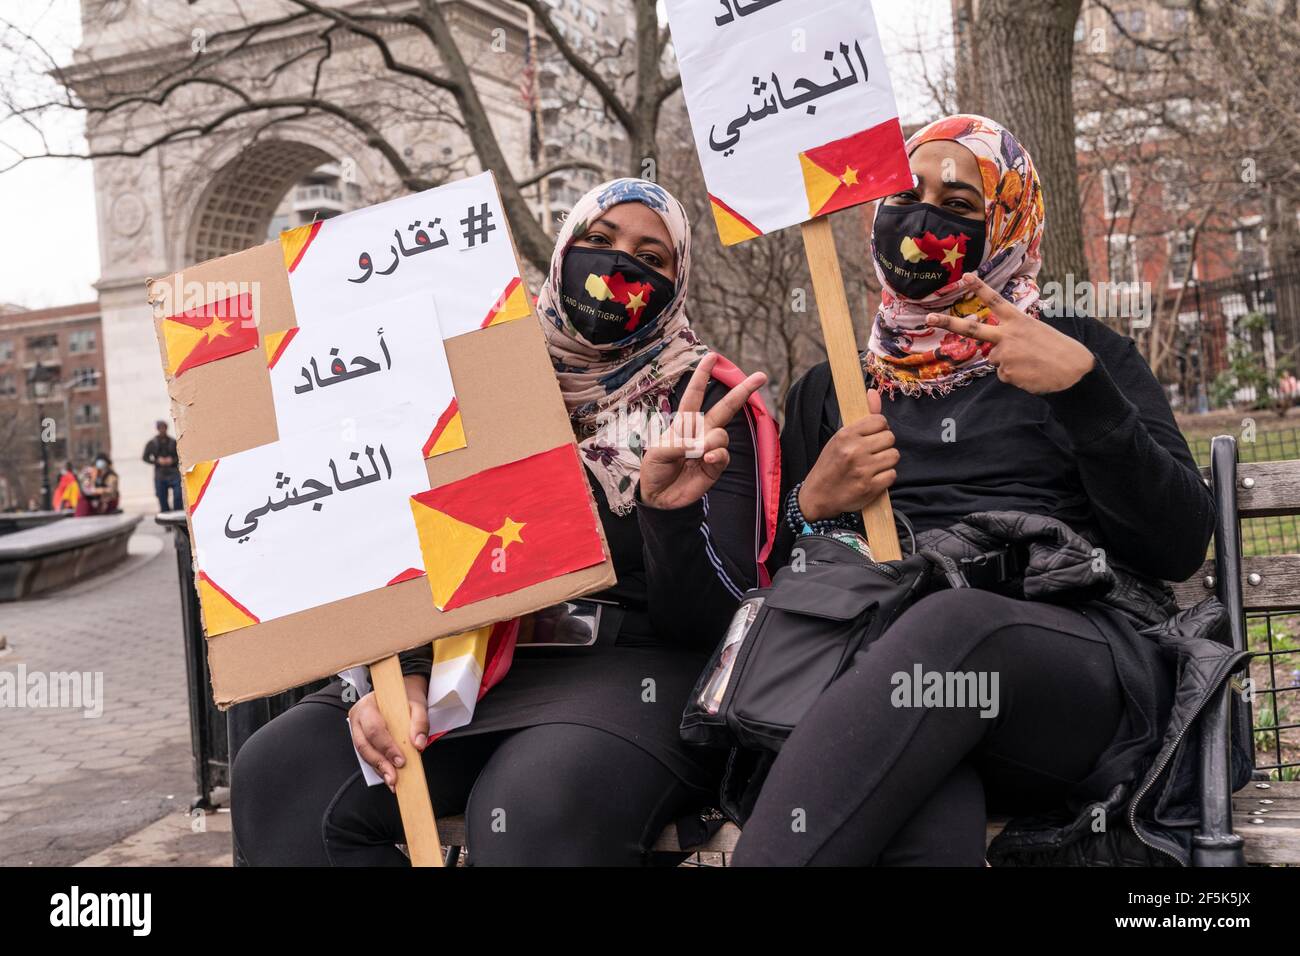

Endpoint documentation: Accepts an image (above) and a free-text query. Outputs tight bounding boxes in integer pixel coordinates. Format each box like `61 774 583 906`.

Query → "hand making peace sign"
925 273 1097 395
638 353 768 511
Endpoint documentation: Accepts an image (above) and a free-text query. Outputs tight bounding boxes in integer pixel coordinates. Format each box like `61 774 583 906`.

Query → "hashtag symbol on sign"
461 203 496 247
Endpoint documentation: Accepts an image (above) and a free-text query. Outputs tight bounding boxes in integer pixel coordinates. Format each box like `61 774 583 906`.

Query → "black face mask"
560 247 676 345
872 202 986 299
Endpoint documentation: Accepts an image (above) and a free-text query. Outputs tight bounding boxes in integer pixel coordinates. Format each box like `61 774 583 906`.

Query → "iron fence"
1163 264 1300 412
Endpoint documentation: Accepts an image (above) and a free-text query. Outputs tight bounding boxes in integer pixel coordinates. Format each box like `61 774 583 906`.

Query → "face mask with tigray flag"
559 247 676 345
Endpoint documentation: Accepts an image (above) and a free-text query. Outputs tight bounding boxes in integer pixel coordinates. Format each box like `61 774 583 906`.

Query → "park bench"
167 435 1296 866
0 509 70 537
436 435 1300 866
0 512 140 600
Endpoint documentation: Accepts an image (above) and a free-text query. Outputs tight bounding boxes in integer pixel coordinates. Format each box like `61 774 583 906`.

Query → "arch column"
94 153 173 513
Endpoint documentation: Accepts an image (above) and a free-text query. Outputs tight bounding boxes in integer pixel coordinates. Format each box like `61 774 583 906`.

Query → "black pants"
732 588 1135 866
230 687 706 866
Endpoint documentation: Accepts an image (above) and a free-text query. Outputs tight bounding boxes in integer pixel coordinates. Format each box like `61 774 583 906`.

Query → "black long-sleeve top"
396 375 761 787
774 310 1213 584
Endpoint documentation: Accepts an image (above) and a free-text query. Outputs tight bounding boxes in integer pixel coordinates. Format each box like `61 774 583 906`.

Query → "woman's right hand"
798 388 899 521
348 674 429 793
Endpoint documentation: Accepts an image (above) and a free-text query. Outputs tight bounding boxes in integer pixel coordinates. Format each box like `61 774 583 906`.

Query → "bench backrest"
1169 455 1300 614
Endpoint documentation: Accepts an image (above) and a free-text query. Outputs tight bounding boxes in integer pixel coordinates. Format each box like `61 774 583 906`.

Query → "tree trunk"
627 0 664 179
959 0 1088 290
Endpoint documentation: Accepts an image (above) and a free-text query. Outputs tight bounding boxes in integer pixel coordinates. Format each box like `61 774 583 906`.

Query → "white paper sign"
283 171 528 339
664 0 912 244
189 404 433 626
268 289 458 449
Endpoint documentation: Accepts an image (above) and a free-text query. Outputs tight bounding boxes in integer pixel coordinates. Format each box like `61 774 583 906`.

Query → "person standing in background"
143 419 182 512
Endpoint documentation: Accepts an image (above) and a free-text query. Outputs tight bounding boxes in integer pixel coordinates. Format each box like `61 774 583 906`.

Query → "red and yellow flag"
409 444 606 611
162 292 259 378
902 230 975 283
709 194 763 246
481 276 532 329
196 570 259 636
799 118 913 219
54 472 82 511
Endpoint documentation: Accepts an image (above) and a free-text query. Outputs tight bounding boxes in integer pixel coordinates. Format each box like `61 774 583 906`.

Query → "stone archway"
185 140 339 265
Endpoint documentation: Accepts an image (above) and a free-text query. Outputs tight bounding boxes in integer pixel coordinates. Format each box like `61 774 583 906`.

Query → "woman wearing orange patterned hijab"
735 117 1223 867
865 114 1046 396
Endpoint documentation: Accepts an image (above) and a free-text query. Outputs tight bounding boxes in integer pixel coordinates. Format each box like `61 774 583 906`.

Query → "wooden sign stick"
800 216 902 562
370 653 444 867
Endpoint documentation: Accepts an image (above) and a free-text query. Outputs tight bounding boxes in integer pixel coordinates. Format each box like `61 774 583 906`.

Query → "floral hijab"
864 114 1046 396
538 178 709 514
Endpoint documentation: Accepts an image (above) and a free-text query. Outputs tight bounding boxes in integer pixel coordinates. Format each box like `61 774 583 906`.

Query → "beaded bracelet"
784 481 861 536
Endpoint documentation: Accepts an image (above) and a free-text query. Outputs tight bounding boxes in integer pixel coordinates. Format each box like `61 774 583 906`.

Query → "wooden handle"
800 216 902 562
370 654 444 867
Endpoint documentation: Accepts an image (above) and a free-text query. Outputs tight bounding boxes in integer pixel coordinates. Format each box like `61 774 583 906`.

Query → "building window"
0 339 12 363
68 329 97 354
1102 165 1131 218
72 367 101 389
1167 231 1196 285
1119 8 1146 33
26 333 58 353
1236 223 1269 272
75 440 98 462
1220 293 1249 324
1156 158 1191 211
1107 234 1139 285
73 403 102 426
0 373 15 398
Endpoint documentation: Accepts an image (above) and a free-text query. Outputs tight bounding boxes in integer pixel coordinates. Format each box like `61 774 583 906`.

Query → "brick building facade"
0 302 111 510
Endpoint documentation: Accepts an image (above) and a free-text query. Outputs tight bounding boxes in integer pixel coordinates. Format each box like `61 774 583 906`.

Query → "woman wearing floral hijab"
232 179 777 866
733 116 1214 865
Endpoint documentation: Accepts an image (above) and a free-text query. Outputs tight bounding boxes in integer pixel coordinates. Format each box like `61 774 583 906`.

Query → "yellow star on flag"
840 166 859 187
624 290 647 312
941 246 963 267
493 516 525 549
201 315 233 342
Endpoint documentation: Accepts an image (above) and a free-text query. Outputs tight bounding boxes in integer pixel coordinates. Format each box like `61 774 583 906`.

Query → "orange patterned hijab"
864 114 1046 397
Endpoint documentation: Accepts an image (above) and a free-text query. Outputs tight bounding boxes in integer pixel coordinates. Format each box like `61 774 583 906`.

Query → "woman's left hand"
638 353 767 511
925 273 1095 395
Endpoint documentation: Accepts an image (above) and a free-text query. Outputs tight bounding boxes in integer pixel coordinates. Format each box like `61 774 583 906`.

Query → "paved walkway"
0 524 231 866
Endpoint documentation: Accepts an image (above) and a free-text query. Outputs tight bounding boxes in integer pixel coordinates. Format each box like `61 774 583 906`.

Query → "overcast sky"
0 0 952 311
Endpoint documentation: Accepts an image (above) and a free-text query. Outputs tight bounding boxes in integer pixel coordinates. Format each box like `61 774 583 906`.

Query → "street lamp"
31 357 54 511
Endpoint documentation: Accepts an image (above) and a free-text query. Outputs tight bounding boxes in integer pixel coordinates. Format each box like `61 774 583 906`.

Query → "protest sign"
665 0 910 558
148 172 616 865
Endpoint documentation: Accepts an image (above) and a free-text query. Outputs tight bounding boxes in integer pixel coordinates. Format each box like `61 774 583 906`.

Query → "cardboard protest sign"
148 171 615 708
664 0 912 244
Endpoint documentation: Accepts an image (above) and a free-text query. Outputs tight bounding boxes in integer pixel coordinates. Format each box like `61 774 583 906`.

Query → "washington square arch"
59 0 627 509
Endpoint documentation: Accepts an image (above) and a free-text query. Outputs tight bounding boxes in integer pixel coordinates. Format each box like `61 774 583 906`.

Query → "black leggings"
231 689 706 866
732 588 1133 866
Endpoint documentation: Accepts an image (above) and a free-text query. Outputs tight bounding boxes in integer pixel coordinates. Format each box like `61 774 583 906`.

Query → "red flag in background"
410 444 606 611
53 471 90 515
